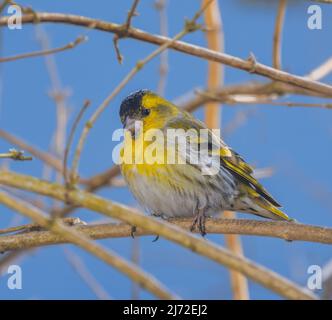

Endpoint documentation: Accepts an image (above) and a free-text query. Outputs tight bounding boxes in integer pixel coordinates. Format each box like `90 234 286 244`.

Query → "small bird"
119 89 292 236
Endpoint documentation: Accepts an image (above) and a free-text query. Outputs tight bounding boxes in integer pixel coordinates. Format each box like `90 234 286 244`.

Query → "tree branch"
1 12 332 95
2 218 332 251
0 190 177 300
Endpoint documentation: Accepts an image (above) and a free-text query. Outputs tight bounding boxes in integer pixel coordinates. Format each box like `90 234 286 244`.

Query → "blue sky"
0 0 332 299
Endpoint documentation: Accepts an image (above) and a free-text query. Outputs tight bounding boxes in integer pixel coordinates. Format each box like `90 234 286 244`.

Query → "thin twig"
63 248 112 300
229 100 332 109
0 35 86 63
155 0 168 95
113 0 140 63
0 129 62 171
196 90 332 109
63 99 91 186
273 0 287 70
36 26 72 211
0 129 92 183
306 57 332 81
0 148 32 160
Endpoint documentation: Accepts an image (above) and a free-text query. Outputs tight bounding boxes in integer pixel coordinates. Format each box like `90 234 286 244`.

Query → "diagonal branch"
0 189 177 300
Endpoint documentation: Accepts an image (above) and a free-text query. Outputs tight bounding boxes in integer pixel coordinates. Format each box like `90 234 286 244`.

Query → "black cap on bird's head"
119 89 152 127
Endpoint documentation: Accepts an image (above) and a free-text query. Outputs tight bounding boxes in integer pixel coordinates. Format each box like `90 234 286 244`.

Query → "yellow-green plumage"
119 90 291 233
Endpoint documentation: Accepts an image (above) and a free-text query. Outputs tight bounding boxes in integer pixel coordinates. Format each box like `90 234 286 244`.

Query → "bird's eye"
142 108 150 116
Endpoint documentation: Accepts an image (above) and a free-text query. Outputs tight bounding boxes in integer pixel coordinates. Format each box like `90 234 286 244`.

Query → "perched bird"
119 89 292 236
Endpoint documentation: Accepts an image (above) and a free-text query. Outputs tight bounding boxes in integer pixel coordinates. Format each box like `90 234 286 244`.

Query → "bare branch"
0 35 86 63
125 0 140 30
113 0 140 63
0 189 177 300
63 99 91 186
2 218 332 250
1 12 332 95
196 90 332 109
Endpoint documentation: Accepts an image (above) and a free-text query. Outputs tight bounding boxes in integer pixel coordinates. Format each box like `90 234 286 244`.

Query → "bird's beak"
123 116 141 138
124 116 135 131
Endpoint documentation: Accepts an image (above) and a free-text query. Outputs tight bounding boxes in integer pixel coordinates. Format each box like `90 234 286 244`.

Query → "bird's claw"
152 235 160 242
131 226 137 238
190 208 206 237
151 212 166 242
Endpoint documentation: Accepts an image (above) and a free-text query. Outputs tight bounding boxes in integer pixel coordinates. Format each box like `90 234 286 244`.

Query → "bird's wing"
165 113 281 207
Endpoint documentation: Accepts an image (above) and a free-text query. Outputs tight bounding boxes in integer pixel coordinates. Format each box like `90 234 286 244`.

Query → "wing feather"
164 113 281 207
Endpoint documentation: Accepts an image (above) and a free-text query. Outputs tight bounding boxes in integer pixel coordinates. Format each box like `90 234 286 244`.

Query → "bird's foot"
190 208 206 237
130 225 137 239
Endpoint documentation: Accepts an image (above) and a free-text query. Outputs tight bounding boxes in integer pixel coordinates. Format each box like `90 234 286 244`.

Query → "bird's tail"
253 196 290 221
238 186 291 221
